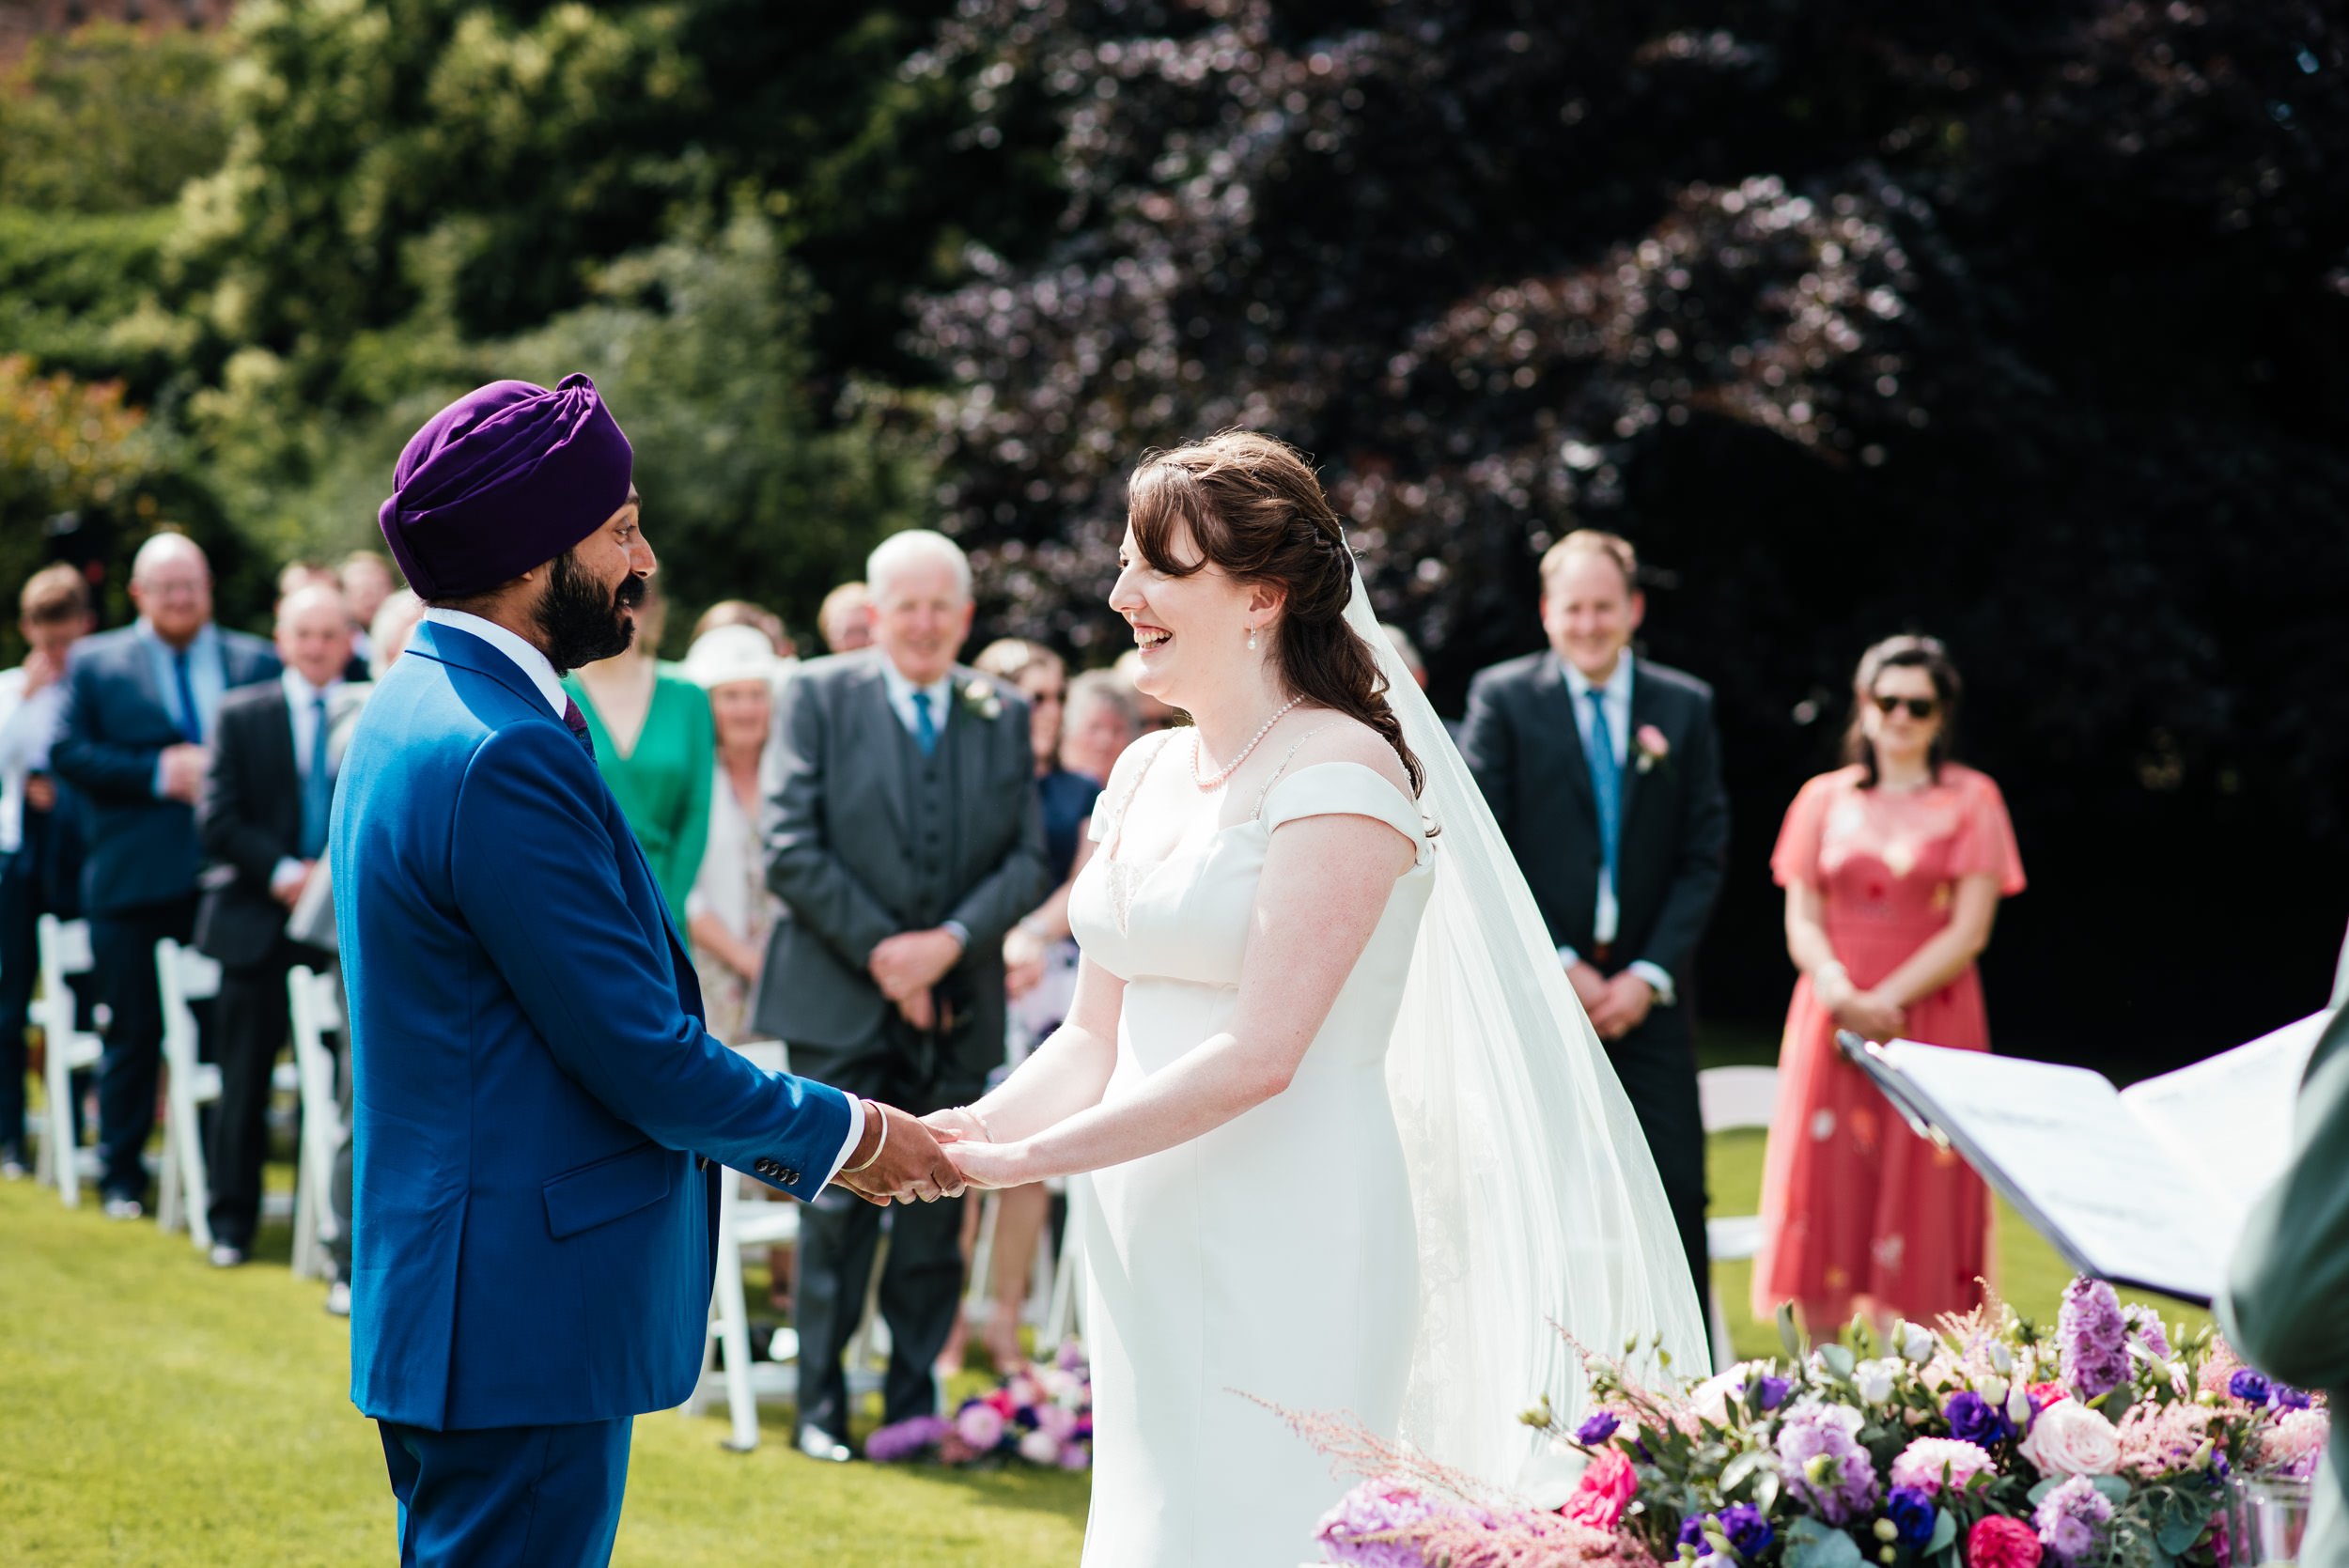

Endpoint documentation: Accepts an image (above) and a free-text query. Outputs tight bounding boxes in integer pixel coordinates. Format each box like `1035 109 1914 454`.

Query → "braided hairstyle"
1127 430 1424 796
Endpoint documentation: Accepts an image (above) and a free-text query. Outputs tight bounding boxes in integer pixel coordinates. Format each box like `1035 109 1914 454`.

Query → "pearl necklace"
1191 696 1304 790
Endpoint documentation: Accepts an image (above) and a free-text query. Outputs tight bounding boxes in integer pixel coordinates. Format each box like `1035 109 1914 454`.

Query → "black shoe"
795 1425 854 1463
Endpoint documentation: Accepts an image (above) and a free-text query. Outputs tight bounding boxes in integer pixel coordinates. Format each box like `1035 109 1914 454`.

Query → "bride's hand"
943 1140 1032 1190
921 1106 988 1144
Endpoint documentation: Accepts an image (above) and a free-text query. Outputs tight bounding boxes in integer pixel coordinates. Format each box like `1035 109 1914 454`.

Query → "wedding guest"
2222 924 2349 1566
339 551 397 677
192 584 365 1267
1061 667 1142 785
564 582 713 930
681 626 786 1045
692 598 795 659
755 529 1049 1460
52 532 280 1219
1752 634 2025 1330
967 636 1102 1365
817 581 874 653
277 560 339 604
0 565 96 1178
1461 528 1729 1302
366 589 423 679
1379 623 1429 691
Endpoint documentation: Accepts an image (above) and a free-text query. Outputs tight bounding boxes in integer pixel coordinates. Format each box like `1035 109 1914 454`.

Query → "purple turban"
377 373 632 600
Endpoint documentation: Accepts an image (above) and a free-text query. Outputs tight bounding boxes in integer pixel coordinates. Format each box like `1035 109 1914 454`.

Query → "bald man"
193 584 366 1265
53 533 280 1218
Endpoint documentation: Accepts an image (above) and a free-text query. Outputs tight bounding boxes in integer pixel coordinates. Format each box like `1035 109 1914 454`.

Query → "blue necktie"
299 694 332 860
1585 689 1622 881
172 647 203 744
911 690 939 756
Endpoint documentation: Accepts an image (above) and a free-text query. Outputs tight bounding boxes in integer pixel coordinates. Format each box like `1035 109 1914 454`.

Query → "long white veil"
1343 560 1712 1486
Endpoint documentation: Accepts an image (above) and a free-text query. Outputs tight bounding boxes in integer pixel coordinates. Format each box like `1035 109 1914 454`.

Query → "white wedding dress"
1070 730 1434 1566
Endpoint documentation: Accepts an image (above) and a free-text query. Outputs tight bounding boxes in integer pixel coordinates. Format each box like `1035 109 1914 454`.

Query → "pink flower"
955 1401 1006 1451
1968 1514 2046 1568
1563 1445 1639 1530
1035 1403 1079 1442
1018 1428 1062 1466
1890 1436 1998 1497
2261 1408 2331 1481
1634 724 1671 773
2018 1400 2123 1479
2114 1401 2215 1480
1056 1440 1090 1470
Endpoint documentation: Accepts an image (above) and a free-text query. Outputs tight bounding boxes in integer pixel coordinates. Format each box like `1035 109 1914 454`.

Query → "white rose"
1896 1321 1937 1363
1019 1427 1062 1466
1514 1437 1589 1509
1854 1358 1897 1406
1989 1342 2015 1374
2018 1399 2122 1478
1690 1366 1752 1425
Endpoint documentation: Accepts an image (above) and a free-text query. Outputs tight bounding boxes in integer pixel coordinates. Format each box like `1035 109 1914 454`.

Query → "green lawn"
0 1119 2203 1566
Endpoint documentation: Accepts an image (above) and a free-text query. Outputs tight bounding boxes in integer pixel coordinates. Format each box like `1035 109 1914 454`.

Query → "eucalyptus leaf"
1820 1343 1858 1378
1780 1301 1807 1360
1786 1517 1868 1568
2091 1475 2131 1506
2028 1479 2061 1505
1926 1508 1957 1554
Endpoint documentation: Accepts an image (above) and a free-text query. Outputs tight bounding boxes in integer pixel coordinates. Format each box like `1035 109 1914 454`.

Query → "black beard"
535 550 646 673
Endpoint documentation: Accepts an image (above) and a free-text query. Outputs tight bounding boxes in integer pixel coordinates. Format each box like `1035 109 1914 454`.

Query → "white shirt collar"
878 658 956 712
280 667 343 708
419 607 568 718
1561 649 1635 705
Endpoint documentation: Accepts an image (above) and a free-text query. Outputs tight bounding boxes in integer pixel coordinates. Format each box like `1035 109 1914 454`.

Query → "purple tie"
562 696 595 760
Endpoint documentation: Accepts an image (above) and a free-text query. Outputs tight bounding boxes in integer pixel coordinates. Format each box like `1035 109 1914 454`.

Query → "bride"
934 432 1706 1565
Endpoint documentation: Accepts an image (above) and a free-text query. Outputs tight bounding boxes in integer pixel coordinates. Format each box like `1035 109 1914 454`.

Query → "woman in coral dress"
1754 634 2026 1331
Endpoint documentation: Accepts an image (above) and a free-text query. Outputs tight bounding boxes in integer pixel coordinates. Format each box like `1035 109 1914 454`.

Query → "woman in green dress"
563 583 714 936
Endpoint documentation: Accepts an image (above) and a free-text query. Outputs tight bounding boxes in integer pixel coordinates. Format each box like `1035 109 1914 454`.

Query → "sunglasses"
1873 693 1939 721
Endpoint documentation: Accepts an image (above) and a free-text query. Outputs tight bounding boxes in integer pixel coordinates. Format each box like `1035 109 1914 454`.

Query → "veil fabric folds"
1343 562 1713 1487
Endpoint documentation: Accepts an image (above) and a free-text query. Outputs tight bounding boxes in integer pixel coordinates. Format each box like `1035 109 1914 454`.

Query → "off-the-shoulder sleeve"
1259 761 1431 866
1947 768 2027 895
1770 772 1840 889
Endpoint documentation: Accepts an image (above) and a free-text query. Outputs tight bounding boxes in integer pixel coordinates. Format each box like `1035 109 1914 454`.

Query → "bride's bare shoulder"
1288 712 1415 797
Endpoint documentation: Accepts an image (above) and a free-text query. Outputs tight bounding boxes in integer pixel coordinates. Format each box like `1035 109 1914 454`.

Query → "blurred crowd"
2 520 2024 1364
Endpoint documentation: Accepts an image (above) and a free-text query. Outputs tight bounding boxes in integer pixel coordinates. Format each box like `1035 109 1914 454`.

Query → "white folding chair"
286 965 346 1282
961 1185 1060 1355
1038 1173 1093 1356
31 915 103 1204
687 1041 806 1452
1699 1063 1782 1370
154 938 223 1248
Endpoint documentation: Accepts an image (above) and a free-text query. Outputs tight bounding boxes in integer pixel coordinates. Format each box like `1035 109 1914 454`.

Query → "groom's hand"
835 1099 965 1205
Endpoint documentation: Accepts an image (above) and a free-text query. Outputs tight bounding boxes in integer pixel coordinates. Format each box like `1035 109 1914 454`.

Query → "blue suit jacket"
51 623 279 914
331 620 853 1431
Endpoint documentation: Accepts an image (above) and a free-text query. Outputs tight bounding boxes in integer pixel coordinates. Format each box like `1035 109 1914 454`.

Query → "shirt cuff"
152 757 172 798
941 920 971 955
1627 960 1677 1006
821 1095 867 1190
1555 944 1583 970
270 858 308 897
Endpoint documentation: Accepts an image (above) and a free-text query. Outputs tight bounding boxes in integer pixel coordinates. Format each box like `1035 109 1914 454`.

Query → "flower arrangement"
864 1342 1092 1470
959 678 1005 722
1308 1278 2327 1568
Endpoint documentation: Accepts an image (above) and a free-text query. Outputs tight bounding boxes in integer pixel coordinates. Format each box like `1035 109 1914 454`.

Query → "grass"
0 1114 2204 1565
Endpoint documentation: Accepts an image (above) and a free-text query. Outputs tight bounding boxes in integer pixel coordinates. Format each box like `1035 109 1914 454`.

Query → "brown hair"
974 637 1065 687
1538 529 1640 596
20 563 92 625
1841 633 1964 787
1127 430 1423 795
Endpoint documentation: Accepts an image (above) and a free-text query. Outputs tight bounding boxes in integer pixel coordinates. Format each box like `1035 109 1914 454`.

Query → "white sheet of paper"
1876 1043 2239 1302
2117 1011 2331 1232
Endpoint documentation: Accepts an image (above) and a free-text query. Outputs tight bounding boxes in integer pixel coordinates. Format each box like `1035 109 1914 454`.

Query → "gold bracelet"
842 1099 889 1174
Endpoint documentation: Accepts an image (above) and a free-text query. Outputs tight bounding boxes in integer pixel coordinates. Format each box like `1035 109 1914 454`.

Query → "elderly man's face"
276 586 354 690
130 547 213 647
871 560 972 688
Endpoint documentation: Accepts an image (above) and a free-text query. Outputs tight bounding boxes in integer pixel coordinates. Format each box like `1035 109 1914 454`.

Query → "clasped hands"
831 1103 1030 1206
867 927 963 1031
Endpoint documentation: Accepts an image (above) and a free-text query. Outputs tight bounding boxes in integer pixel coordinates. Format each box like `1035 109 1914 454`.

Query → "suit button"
754 1157 781 1178
779 1167 801 1187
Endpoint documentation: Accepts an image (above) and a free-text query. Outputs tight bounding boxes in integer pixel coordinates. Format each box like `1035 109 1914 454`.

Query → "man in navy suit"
52 533 280 1218
1461 529 1730 1303
340 374 962 1565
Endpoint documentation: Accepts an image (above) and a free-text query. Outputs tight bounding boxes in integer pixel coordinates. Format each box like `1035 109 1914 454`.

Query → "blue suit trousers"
379 1418 632 1567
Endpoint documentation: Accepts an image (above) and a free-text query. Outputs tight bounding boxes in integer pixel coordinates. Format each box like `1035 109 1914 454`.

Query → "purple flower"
2228 1369 2273 1406
1679 1516 1711 1551
2123 1305 2171 1359
1315 1479 1438 1568
2277 1385 2314 1411
1886 1487 1937 1550
1945 1390 2015 1449
1752 1374 1793 1412
2034 1474 2114 1564
863 1414 948 1463
1720 1502 1776 1560
2058 1278 2131 1403
1776 1403 1881 1525
1578 1411 1623 1446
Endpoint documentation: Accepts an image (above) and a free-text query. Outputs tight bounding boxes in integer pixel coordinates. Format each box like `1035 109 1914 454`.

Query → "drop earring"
1247 626 1258 651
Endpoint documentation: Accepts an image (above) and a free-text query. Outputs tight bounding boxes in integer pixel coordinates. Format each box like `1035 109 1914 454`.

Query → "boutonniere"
960 679 1003 722
1633 723 1671 774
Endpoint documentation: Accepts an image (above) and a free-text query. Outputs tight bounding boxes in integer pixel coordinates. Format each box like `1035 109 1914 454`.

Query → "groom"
1461 529 1729 1303
336 374 962 1565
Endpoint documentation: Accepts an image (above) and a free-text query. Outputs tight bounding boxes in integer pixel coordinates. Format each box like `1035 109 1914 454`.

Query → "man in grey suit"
754 529 1050 1461
1460 529 1729 1303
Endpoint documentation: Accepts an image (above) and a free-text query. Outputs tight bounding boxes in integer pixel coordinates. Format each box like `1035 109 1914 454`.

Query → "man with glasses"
1460 527 1730 1303
51 533 278 1219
